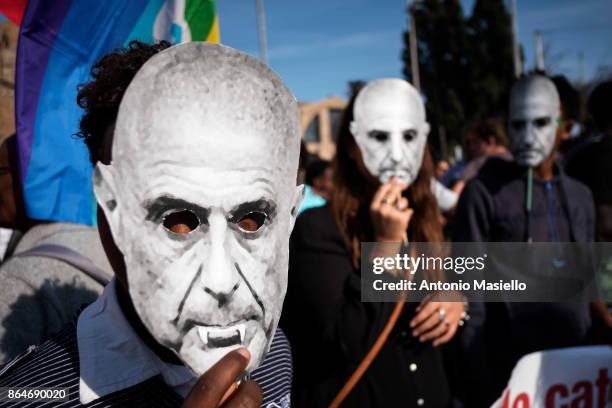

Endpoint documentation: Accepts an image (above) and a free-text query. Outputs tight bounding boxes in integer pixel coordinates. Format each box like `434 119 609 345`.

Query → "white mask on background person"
350 78 430 186
508 75 561 168
94 43 303 375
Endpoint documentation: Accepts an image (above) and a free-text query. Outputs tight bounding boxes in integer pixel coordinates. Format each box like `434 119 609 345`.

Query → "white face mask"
350 79 430 186
508 76 561 167
94 43 303 376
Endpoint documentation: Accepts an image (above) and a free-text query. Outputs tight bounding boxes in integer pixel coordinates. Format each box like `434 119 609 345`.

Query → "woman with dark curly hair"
282 79 464 407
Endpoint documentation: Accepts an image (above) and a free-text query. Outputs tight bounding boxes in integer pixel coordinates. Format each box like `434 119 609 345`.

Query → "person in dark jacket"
566 80 612 242
453 74 610 407
282 79 464 407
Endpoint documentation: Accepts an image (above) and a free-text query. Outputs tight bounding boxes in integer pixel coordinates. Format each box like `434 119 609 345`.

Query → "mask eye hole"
533 117 551 128
403 129 418 142
163 209 200 234
511 120 526 131
368 130 389 142
236 211 267 233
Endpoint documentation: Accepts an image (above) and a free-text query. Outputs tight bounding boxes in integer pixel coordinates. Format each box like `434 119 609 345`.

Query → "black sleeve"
281 208 399 361
452 178 494 242
448 181 494 407
565 144 592 189
585 188 596 242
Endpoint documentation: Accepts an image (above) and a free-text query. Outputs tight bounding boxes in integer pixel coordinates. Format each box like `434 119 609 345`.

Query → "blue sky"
217 0 612 101
2 1 610 102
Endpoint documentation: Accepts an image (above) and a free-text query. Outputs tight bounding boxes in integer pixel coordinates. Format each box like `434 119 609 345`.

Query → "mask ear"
349 121 358 137
288 184 305 233
422 122 431 138
93 163 123 242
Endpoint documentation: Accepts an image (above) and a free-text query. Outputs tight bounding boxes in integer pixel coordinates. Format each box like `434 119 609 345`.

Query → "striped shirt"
0 322 292 407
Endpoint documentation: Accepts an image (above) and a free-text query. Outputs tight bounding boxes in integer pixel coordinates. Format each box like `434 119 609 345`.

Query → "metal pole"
408 2 421 91
255 0 268 64
578 52 585 85
509 0 521 77
535 30 544 71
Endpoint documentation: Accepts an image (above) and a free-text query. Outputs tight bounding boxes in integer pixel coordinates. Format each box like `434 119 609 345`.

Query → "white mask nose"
525 123 540 146
513 122 533 148
390 134 403 164
201 213 241 307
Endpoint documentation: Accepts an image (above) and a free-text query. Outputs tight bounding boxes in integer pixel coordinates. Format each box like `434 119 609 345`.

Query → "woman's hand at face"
370 178 412 242
409 295 465 347
182 348 262 408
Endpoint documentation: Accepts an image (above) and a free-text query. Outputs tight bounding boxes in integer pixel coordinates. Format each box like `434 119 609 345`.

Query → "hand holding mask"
182 348 261 408
369 178 413 243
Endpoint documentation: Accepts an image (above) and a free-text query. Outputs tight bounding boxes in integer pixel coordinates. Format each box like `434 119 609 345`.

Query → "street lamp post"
255 0 268 65
408 0 421 91
509 0 522 77
535 30 545 71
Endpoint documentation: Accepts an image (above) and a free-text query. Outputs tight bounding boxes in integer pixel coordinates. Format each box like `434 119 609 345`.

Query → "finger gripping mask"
93 43 304 376
350 78 430 186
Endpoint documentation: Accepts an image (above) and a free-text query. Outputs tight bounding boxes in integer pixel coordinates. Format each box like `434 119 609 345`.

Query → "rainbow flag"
1 0 219 225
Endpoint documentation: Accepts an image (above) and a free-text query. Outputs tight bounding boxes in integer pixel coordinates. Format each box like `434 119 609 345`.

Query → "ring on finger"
438 308 446 322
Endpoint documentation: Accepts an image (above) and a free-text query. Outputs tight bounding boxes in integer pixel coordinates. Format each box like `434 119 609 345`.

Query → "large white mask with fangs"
93 42 303 375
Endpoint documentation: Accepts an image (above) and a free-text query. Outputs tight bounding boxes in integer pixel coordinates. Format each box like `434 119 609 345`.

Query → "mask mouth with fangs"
187 320 253 349
378 167 414 185
201 325 244 348
93 42 304 376
178 312 262 350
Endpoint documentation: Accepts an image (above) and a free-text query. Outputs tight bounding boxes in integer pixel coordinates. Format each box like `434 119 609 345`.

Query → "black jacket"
452 157 596 407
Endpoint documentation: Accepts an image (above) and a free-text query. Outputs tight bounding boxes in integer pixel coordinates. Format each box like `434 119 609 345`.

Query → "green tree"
402 0 516 158
467 0 515 121
402 0 469 157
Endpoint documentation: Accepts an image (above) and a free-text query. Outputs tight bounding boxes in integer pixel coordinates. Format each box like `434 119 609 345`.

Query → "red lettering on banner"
546 384 569 408
571 381 592 408
501 388 510 408
595 368 609 408
509 368 610 408
512 393 530 408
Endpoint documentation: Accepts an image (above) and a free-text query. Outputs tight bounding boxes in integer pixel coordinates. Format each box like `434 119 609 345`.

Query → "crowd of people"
0 40 609 408
290 74 612 407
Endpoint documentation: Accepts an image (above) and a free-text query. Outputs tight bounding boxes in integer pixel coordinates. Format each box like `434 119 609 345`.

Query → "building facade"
299 96 346 161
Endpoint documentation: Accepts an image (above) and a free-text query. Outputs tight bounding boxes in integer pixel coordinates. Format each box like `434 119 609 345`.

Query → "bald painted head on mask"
93 43 303 375
508 75 561 168
350 78 430 186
